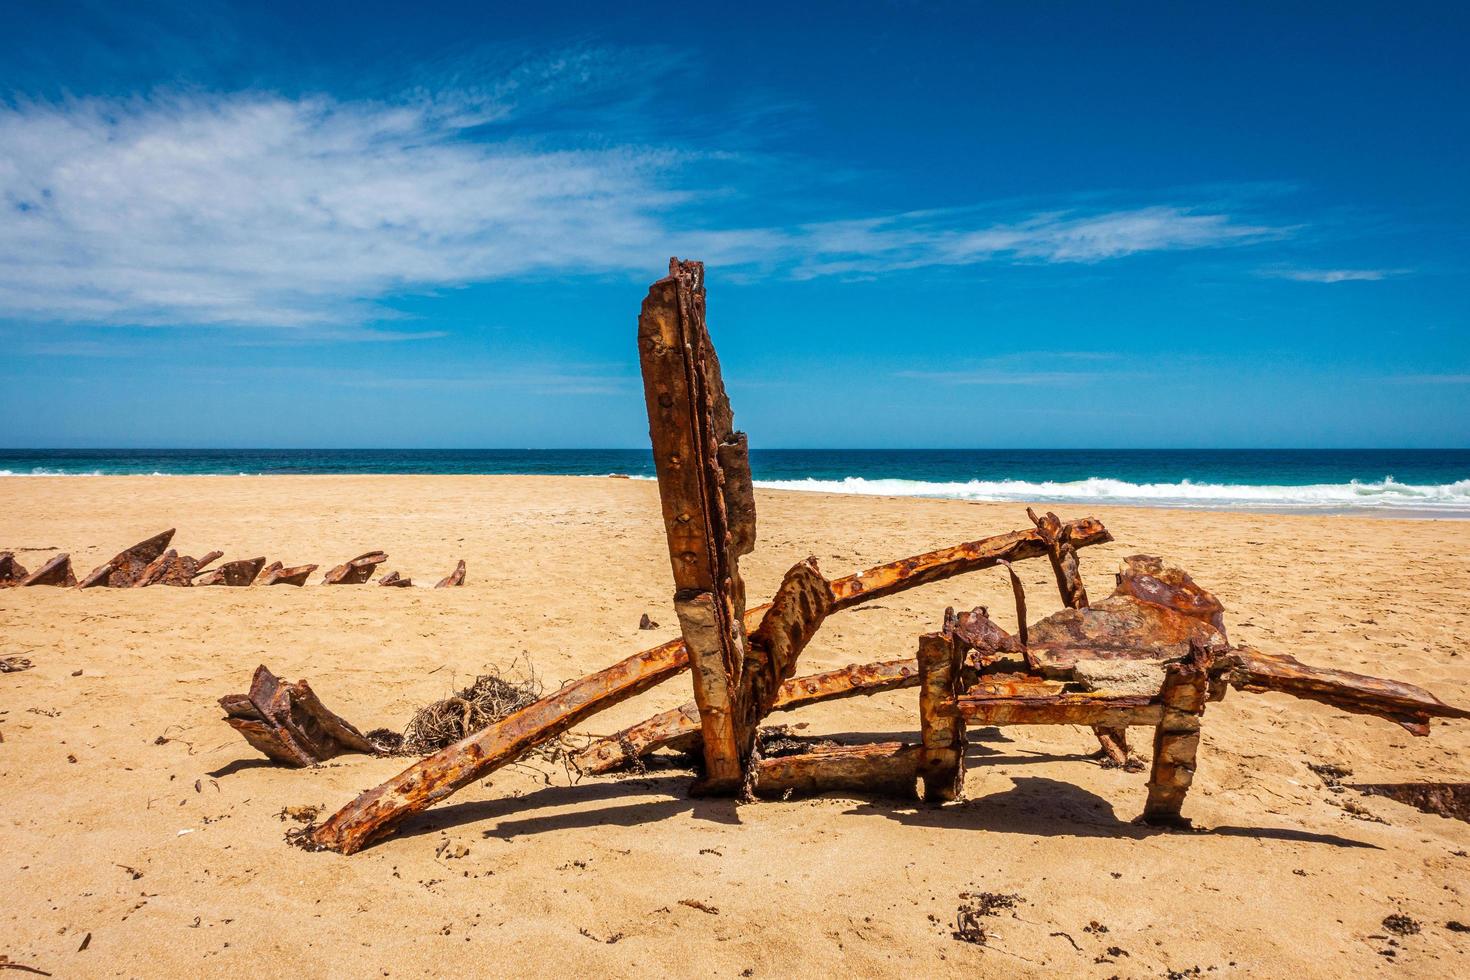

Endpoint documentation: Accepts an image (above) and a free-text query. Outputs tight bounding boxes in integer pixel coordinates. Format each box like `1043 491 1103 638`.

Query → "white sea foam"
749 475 1470 512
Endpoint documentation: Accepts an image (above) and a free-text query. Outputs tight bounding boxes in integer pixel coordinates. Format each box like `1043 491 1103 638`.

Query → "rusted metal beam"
830 517 1111 611
220 665 378 767
752 742 919 800
1227 646 1470 735
1027 507 1089 609
573 658 920 775
78 529 176 588
639 257 756 791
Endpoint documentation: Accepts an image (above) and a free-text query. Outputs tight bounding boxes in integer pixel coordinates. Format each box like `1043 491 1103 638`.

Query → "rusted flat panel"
19 553 76 587
1025 556 1228 678
378 570 411 587
830 517 1111 611
1229 646 1470 734
752 742 918 800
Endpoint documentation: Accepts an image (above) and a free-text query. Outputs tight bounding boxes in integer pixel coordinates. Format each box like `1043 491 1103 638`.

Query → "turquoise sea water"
3 448 1469 515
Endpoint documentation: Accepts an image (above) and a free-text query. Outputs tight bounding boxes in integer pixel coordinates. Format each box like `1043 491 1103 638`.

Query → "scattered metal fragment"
1 656 34 673
639 613 658 630
134 549 224 587
259 561 318 587
378 570 412 587
0 552 28 586
18 554 76 587
322 551 387 585
434 560 466 588
78 529 176 588
220 665 378 767
194 557 266 587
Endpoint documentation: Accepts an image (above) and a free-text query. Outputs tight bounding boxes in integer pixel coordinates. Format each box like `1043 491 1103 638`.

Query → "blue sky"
1 1 1466 448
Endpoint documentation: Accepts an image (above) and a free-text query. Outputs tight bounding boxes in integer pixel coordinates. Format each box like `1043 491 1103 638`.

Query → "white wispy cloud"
896 351 1132 386
1384 374 1470 384
0 86 1289 334
1266 267 1406 283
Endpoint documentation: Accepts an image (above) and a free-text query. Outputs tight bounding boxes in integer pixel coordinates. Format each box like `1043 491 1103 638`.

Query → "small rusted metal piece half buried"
434 560 466 588
78 528 176 588
574 658 920 775
0 552 29 587
135 549 226 587
752 742 919 800
639 257 754 792
221 665 378 767
378 570 412 587
260 562 317 586
1025 555 1228 680
1227 646 1470 735
322 551 387 585
20 553 77 587
194 557 266 587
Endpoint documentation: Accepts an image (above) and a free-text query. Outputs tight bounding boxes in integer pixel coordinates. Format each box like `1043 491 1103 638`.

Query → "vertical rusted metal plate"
638 258 754 791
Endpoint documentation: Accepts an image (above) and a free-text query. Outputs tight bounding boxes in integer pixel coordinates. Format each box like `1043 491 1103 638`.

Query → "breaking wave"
750 475 1470 512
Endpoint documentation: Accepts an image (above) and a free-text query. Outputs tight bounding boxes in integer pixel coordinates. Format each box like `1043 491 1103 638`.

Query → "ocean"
3 448 1468 516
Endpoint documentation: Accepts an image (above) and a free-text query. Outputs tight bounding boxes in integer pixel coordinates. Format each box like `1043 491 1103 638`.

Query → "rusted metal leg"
917 623 966 803
1143 647 1212 826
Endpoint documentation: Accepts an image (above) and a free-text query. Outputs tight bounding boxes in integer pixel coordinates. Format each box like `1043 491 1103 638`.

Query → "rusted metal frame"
956 696 1163 727
573 658 920 775
1226 646 1470 735
917 625 966 803
639 258 754 791
752 742 920 800
1142 646 1213 826
310 520 1111 853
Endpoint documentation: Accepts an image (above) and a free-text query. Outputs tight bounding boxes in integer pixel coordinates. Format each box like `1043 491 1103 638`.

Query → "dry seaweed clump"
755 725 841 759
399 664 545 756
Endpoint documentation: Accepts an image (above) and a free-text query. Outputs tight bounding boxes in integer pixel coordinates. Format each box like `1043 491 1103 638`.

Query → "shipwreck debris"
295 257 1468 853
78 529 176 588
322 551 387 585
19 554 77 587
220 665 378 767
434 560 466 588
378 571 412 587
135 549 223 587
194 557 266 587
259 562 317 587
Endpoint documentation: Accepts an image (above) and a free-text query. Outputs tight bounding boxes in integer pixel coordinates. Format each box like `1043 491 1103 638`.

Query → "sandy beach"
2 474 1468 977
